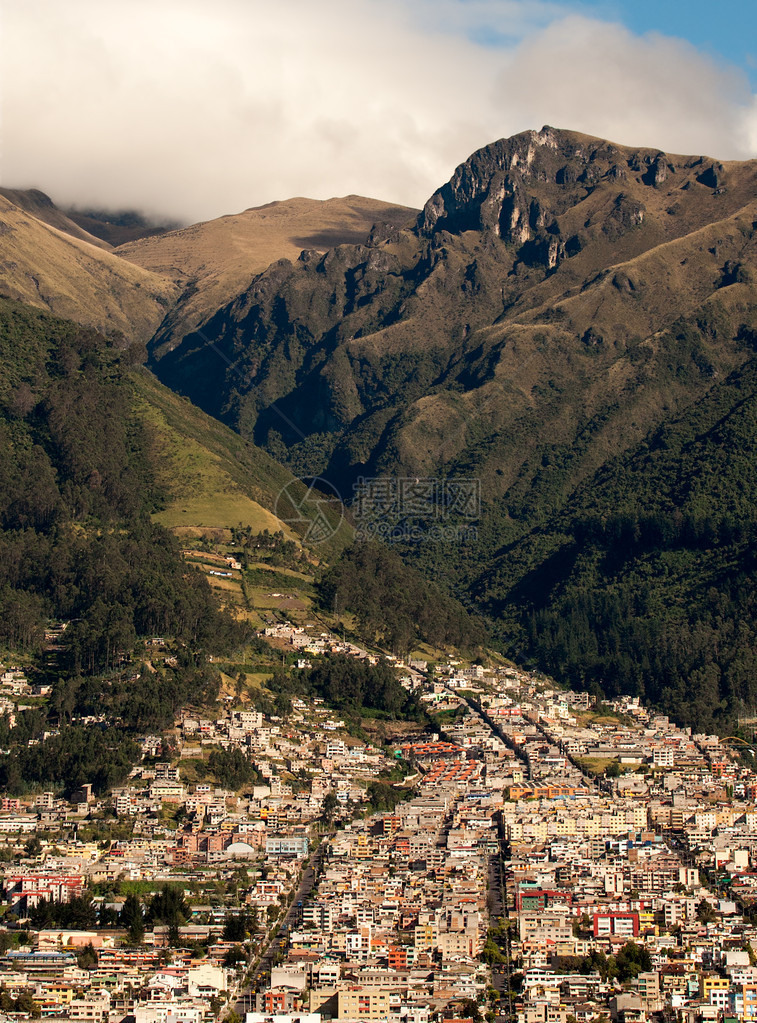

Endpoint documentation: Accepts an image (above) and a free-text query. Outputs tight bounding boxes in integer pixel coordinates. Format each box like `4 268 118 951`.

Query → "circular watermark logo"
274 477 344 544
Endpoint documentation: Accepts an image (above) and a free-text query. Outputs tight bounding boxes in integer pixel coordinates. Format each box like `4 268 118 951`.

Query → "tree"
76 943 98 970
615 941 651 982
24 835 42 858
274 692 292 719
119 892 144 944
321 791 338 823
579 949 610 980
455 998 482 1023
223 913 248 942
13 990 41 1018
208 747 260 790
696 898 717 924
146 884 190 930
224 944 246 967
480 937 505 965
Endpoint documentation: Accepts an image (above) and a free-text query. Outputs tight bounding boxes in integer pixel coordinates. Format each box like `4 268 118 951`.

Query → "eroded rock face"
698 161 726 189
418 127 662 269
419 127 570 239
603 194 646 241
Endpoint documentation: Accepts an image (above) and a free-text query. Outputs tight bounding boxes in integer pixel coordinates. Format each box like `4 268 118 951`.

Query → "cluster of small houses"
471 674 757 1023
5 627 757 1022
0 664 53 729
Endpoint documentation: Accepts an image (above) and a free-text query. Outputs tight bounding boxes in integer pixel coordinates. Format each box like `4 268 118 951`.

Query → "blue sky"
454 0 757 82
575 0 757 83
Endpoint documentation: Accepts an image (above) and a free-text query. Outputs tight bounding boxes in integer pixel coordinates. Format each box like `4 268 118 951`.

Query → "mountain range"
3 125 757 730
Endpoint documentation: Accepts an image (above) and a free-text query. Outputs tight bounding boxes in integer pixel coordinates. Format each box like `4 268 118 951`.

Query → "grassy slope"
132 368 295 533
131 368 352 559
0 196 177 342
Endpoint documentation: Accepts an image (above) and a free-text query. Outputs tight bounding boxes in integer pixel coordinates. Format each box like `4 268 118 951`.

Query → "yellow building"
337 988 391 1019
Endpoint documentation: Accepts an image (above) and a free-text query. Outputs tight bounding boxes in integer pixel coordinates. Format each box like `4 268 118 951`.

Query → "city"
0 626 755 1023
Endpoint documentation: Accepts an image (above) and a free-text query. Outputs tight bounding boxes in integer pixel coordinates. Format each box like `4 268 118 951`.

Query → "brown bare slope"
145 127 757 545
0 194 178 341
117 195 417 354
0 187 113 249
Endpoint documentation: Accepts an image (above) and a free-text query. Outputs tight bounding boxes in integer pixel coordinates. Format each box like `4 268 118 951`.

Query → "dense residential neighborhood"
0 625 757 1023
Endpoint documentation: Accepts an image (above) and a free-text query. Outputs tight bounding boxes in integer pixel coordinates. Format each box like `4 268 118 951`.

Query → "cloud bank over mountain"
2 0 756 221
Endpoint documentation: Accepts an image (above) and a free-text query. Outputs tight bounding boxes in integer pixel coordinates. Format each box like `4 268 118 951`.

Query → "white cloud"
492 16 754 160
0 0 755 223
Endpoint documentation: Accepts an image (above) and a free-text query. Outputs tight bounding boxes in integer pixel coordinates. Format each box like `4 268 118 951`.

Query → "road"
230 836 331 1017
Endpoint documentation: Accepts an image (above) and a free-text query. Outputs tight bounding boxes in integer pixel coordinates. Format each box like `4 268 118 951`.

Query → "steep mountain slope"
133 369 294 536
0 187 112 249
143 126 757 726
119 195 416 352
486 351 757 732
0 193 178 341
0 187 415 366
148 127 757 510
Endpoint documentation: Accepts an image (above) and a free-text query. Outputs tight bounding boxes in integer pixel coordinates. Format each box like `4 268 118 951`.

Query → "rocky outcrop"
147 126 757 502
418 128 669 269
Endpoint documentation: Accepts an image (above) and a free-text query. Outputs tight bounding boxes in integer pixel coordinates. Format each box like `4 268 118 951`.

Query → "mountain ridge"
137 125 757 726
119 194 418 358
0 193 178 342
146 126 757 491
5 125 757 727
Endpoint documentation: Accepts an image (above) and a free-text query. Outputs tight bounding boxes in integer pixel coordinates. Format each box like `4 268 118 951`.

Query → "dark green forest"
304 653 418 718
317 541 487 654
267 652 424 724
0 299 249 793
482 353 757 733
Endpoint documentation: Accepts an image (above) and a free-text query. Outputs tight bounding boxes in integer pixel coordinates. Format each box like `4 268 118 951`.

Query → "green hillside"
0 297 250 791
484 351 757 733
131 367 349 557
0 297 351 793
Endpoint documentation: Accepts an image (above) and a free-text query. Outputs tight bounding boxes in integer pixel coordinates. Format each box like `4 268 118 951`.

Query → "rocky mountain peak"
415 127 736 275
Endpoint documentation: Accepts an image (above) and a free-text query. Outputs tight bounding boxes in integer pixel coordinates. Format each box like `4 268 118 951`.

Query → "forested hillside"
317 542 486 654
0 298 248 793
482 349 757 732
